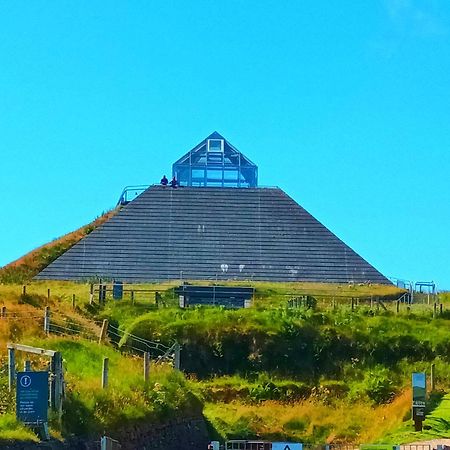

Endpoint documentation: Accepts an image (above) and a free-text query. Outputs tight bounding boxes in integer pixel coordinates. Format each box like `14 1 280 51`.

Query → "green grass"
19 337 200 436
0 414 39 442
1 280 450 444
380 392 450 443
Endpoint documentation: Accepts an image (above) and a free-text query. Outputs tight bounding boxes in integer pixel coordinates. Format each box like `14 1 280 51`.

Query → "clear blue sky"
0 1 449 289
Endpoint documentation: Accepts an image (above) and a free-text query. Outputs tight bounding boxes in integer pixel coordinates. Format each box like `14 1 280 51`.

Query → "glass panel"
207 169 223 180
192 169 205 179
224 170 238 180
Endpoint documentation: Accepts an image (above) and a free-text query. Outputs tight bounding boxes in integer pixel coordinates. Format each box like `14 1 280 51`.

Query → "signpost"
272 443 302 450
16 371 49 424
412 372 426 431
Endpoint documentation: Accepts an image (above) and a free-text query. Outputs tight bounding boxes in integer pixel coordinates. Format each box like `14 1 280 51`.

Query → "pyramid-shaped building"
36 133 390 284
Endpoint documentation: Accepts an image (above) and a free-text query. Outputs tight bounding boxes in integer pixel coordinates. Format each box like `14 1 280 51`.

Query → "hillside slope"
0 210 117 284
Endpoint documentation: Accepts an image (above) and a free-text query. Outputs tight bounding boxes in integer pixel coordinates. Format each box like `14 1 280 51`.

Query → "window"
207 139 224 152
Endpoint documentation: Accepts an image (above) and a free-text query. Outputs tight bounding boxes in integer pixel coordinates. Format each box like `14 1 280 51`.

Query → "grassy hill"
0 209 116 284
1 280 449 444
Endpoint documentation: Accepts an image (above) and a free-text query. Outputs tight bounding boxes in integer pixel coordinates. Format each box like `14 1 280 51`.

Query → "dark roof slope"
35 186 390 284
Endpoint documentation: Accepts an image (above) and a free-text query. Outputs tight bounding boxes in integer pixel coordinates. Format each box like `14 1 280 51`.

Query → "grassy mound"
0 281 449 444
0 210 117 284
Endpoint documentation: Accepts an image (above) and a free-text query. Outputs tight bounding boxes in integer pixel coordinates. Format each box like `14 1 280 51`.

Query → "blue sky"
0 0 449 289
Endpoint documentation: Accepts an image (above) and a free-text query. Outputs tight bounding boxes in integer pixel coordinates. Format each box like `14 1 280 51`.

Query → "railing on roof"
117 185 149 206
117 184 281 206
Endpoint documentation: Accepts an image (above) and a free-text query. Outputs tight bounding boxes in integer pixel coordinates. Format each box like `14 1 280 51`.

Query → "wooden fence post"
396 300 400 314
47 288 51 303
102 357 109 389
44 307 50 334
99 319 109 344
72 294 76 310
440 304 443 315
22 285 26 296
1 306 6 318
144 352 150 383
174 344 181 370
8 347 15 392
431 363 436 392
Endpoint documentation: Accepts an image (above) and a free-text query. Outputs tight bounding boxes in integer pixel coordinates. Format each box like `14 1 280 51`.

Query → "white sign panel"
272 443 302 450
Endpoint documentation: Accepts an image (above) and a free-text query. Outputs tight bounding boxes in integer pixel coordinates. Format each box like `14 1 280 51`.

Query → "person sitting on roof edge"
170 176 178 188
160 175 168 186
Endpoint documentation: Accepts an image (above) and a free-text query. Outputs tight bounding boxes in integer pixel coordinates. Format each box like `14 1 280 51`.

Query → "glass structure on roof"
172 132 258 187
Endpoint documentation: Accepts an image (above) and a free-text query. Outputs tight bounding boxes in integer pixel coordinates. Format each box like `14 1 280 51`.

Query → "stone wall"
0 415 210 450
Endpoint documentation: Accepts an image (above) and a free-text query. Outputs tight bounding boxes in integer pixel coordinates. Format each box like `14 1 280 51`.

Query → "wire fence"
1 306 177 365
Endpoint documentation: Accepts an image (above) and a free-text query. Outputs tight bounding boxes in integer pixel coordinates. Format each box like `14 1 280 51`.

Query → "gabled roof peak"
172 132 258 188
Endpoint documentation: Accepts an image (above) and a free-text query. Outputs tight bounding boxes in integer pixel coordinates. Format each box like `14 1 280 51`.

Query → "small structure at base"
175 285 254 308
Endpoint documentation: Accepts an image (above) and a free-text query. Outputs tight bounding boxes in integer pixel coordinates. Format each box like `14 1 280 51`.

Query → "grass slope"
0 281 449 444
0 210 117 284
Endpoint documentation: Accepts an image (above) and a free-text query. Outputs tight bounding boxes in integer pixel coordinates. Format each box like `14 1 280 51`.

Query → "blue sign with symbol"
16 371 49 423
272 443 302 450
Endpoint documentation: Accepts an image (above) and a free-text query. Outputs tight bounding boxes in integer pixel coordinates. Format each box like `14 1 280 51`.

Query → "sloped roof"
35 186 390 284
173 131 257 168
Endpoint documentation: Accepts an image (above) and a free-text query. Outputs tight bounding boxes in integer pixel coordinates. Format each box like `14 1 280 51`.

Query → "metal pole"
8 347 15 392
102 357 109 389
24 360 31 371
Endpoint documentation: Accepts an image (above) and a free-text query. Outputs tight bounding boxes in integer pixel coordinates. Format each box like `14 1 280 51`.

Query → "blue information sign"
16 371 49 423
272 444 302 450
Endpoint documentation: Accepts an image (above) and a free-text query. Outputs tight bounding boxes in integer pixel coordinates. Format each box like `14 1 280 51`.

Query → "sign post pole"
8 347 15 392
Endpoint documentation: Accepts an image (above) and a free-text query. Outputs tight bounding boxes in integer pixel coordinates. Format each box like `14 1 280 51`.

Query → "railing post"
102 357 109 389
99 319 109 344
44 307 50 334
144 352 150 383
8 347 15 392
24 360 31 371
